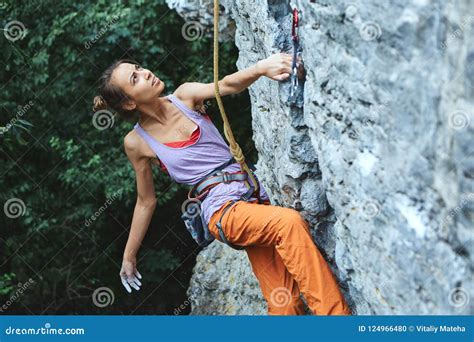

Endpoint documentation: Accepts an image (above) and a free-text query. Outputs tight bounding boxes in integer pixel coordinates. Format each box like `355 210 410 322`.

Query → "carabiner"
289 7 300 103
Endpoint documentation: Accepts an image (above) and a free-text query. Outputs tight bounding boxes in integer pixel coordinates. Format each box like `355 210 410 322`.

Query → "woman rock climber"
92 52 351 315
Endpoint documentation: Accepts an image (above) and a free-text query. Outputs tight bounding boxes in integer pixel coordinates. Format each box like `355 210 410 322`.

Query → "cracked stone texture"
167 0 474 315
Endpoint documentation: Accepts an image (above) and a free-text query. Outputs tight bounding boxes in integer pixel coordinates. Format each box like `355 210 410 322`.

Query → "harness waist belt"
188 171 249 200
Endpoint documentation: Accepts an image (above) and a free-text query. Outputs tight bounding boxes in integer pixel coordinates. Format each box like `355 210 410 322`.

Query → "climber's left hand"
257 52 293 81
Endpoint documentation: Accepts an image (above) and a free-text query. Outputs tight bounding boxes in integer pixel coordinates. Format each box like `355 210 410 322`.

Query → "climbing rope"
213 0 260 198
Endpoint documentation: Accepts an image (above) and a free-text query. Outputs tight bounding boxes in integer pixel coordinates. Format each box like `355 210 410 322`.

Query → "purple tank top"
133 94 269 226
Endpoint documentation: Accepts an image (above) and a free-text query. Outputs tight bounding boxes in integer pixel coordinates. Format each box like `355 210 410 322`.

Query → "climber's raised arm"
174 52 293 103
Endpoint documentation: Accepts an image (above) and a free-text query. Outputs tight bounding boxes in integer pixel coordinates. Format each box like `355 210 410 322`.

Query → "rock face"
166 0 235 41
168 0 473 315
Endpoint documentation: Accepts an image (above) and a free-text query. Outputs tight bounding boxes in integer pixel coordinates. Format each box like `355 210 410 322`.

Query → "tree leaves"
0 0 247 314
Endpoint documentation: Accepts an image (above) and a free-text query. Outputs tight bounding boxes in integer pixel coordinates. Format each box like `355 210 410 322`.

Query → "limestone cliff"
166 0 473 315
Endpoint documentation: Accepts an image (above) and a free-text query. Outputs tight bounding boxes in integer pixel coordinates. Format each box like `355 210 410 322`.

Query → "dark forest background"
0 0 257 314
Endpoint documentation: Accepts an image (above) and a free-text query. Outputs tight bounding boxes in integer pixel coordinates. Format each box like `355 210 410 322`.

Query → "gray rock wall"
168 0 473 315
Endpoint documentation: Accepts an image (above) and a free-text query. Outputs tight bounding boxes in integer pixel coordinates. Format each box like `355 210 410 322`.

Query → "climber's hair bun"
93 95 108 112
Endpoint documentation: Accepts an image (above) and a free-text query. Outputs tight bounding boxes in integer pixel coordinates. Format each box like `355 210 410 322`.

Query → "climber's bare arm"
174 52 293 103
122 134 157 262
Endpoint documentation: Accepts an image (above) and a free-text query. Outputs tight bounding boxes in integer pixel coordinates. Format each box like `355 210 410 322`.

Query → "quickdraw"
289 6 300 104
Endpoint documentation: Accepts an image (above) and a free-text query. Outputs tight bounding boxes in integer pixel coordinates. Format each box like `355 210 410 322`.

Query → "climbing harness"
181 156 263 250
188 157 256 202
289 6 301 104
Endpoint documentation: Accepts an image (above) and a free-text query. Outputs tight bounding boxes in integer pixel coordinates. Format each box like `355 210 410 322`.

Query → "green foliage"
0 0 253 314
0 273 17 296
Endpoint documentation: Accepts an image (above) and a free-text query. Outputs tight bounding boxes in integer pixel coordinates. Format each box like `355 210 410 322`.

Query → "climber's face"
111 62 165 110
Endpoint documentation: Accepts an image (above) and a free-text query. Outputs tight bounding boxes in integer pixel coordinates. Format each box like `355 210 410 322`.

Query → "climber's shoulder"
173 82 208 108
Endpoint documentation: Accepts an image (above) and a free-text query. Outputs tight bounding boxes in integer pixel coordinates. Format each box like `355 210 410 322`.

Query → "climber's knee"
276 208 311 239
279 207 306 225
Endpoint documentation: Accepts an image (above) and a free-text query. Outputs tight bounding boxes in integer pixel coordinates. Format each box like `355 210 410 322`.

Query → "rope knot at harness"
227 135 245 163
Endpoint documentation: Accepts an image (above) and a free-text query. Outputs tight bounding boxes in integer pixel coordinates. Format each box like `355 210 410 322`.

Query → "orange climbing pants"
208 199 352 316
